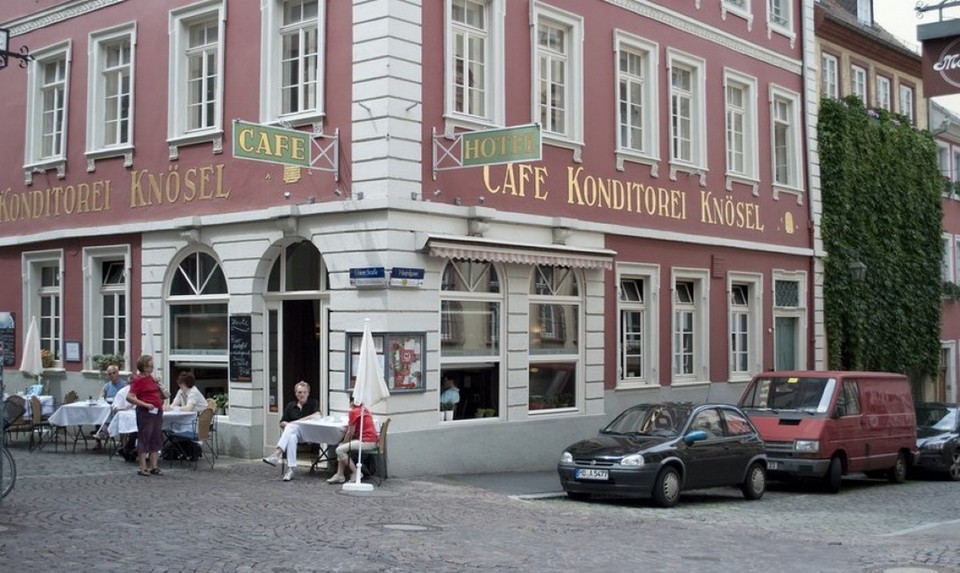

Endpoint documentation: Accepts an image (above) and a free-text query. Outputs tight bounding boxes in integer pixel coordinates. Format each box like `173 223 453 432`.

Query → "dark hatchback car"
914 402 960 481
557 402 767 507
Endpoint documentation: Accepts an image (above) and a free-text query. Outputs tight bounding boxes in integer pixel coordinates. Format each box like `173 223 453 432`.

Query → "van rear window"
740 376 836 413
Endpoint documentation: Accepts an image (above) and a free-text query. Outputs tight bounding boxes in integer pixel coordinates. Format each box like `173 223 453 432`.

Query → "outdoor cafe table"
3 394 55 421
107 409 197 438
47 400 113 451
292 417 348 472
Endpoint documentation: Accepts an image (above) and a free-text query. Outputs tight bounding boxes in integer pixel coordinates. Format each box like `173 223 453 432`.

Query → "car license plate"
575 468 609 481
767 461 780 470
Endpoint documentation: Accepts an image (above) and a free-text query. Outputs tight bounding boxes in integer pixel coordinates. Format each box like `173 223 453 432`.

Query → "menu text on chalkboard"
0 312 15 367
229 315 252 382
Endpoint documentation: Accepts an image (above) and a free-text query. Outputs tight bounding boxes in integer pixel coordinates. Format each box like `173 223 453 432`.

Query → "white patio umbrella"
20 315 44 387
343 318 390 492
143 319 155 358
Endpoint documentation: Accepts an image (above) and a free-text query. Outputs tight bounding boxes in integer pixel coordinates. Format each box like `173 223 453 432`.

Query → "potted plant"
213 392 229 415
439 401 454 421
40 348 55 369
93 353 125 372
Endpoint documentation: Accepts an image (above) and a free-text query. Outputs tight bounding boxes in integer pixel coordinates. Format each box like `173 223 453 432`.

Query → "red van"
738 371 916 493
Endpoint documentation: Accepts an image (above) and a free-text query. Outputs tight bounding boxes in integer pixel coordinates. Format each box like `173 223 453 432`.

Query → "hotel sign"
232 120 312 168
461 124 541 167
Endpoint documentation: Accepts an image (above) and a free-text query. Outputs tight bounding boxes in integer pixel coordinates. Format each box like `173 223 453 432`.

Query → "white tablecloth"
293 417 348 445
8 395 55 421
48 401 112 427
107 409 197 438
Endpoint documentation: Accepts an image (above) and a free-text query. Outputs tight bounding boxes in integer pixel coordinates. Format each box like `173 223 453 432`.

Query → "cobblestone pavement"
0 443 958 572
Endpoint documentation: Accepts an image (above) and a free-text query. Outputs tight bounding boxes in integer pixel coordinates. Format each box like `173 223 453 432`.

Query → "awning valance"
421 234 615 270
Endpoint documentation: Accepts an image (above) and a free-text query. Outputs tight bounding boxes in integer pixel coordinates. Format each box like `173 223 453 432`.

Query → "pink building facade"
0 0 819 474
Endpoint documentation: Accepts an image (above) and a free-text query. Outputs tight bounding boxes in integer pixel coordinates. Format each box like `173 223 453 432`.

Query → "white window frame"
22 250 65 369
24 40 72 182
772 271 808 370
954 236 960 284
82 246 131 372
614 30 660 174
770 85 803 199
444 0 504 131
724 69 758 190
528 265 583 415
821 52 838 99
532 3 583 155
899 83 915 123
944 234 955 283
616 263 660 388
167 0 226 158
857 0 872 25
953 148 960 184
938 142 951 195
439 260 504 421
259 0 325 127
86 23 136 171
671 268 709 384
766 0 795 45
721 0 754 30
850 64 867 103
728 273 763 381
668 49 707 182
876 75 891 111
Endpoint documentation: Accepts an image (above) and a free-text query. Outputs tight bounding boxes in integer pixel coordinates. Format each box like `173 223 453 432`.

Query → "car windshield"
916 405 957 430
602 404 693 437
739 376 836 413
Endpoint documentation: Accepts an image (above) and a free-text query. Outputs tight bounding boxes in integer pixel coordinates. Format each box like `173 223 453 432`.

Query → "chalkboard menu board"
0 312 15 367
229 315 252 382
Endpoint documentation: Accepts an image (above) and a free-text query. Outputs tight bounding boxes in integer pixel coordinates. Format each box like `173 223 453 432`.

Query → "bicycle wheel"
0 446 16 499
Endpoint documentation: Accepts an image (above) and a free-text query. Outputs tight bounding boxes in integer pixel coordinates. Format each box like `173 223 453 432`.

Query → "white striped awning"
421 234 615 270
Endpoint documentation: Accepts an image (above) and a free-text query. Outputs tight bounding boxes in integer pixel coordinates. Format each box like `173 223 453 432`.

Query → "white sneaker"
282 468 294 482
262 454 280 467
326 474 345 484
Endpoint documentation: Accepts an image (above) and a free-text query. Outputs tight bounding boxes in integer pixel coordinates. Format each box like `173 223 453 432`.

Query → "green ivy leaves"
819 97 943 380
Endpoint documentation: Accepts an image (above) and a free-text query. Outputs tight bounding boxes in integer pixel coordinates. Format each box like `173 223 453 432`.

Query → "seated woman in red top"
327 396 379 484
126 354 165 477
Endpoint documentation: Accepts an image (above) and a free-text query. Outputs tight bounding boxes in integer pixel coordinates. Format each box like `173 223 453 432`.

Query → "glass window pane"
529 363 575 410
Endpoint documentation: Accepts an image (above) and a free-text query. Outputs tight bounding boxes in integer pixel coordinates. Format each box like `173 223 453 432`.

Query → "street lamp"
848 260 867 282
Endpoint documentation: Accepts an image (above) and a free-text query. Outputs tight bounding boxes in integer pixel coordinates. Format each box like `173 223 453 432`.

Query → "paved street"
1 443 959 572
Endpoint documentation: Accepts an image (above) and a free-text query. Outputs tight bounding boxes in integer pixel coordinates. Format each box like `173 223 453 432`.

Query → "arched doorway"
263 240 327 451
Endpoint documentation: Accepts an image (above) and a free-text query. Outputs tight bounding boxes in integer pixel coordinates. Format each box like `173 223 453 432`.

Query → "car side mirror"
683 430 708 445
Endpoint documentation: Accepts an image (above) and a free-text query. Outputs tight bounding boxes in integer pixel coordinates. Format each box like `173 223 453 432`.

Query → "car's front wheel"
652 466 681 508
740 462 766 500
946 448 960 482
823 456 842 494
565 491 591 501
888 451 908 483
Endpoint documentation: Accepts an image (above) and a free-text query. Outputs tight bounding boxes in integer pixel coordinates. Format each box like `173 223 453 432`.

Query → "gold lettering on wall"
480 162 771 232
0 163 230 224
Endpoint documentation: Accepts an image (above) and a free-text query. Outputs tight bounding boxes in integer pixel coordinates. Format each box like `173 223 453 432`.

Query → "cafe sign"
232 119 311 168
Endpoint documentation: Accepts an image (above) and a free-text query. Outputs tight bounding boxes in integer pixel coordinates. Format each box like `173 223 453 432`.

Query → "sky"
874 1 960 112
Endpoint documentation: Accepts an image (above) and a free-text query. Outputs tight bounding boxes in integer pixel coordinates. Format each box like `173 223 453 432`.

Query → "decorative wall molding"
604 0 800 74
5 0 127 36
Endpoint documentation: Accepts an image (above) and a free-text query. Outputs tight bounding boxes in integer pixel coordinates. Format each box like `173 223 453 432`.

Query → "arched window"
439 260 501 421
167 251 229 399
267 240 324 292
528 265 580 412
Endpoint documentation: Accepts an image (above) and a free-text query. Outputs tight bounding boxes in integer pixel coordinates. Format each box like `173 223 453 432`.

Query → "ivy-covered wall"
819 97 943 381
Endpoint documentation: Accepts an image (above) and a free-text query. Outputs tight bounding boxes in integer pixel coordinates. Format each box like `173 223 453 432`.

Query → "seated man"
262 381 322 482
440 375 460 418
92 365 127 449
99 384 137 462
